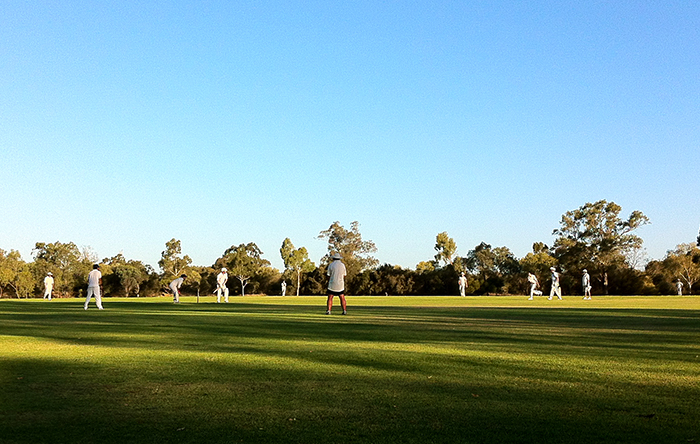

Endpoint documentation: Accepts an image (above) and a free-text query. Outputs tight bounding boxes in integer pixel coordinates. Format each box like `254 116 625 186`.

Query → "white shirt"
44 276 54 289
551 271 560 286
170 277 184 291
528 274 538 284
217 272 228 288
582 273 590 286
88 269 102 288
327 260 347 292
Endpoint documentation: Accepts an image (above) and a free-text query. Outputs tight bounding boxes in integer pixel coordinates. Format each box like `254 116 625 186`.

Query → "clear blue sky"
1 1 698 271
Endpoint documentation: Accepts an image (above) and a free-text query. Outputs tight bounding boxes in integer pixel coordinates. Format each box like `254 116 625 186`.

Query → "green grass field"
1 296 698 444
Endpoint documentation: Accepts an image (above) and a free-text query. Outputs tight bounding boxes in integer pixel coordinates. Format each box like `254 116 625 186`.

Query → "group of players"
166 253 348 314
39 257 686 310
526 267 592 301
42 253 350 313
457 267 592 300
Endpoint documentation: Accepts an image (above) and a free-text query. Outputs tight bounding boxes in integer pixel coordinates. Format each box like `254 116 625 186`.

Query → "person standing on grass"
676 279 684 295
548 267 562 300
84 264 104 310
281 280 287 296
458 272 468 297
216 268 229 303
326 253 347 315
582 269 592 300
170 274 186 303
43 272 54 300
527 272 540 300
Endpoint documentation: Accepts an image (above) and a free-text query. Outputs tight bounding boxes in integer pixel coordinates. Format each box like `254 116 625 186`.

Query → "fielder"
281 280 287 296
458 273 468 297
84 264 104 310
676 279 683 295
170 274 187 303
527 272 540 300
548 267 562 300
216 268 229 303
582 269 592 300
43 272 54 300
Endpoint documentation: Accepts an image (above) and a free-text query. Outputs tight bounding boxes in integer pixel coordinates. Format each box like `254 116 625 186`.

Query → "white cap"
583 269 587 273
47 272 53 276
331 253 342 260
221 267 227 272
550 267 556 271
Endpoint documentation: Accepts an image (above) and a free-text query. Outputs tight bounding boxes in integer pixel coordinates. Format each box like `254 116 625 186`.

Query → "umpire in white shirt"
326 253 347 315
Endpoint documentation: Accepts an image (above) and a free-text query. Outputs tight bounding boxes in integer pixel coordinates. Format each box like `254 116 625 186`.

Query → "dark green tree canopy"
218 243 271 296
280 238 316 296
434 232 457 266
158 238 192 279
0 249 35 298
318 221 378 270
552 200 649 294
317 221 379 294
31 241 91 296
553 200 649 271
105 253 152 297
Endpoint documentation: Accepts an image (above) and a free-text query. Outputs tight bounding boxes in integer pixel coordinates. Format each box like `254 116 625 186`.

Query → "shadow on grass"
2 301 698 355
1 353 697 444
1 301 699 443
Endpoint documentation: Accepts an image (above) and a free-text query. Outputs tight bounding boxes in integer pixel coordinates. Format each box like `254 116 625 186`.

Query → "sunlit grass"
1 296 699 443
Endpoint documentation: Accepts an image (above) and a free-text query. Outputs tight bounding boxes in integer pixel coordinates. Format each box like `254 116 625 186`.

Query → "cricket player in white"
676 279 683 295
326 253 347 315
548 267 562 300
527 272 539 300
170 274 186 303
458 273 467 297
216 268 229 303
84 264 104 310
43 272 54 300
582 269 592 300
281 280 287 296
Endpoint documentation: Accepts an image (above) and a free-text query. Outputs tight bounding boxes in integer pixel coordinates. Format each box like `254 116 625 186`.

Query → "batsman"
216 267 229 303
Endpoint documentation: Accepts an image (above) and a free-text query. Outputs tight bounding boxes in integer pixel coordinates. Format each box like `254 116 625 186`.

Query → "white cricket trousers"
170 286 180 303
217 286 229 302
85 286 103 309
550 284 562 299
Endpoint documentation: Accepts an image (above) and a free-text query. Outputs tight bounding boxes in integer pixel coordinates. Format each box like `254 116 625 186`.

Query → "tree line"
1 200 699 298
